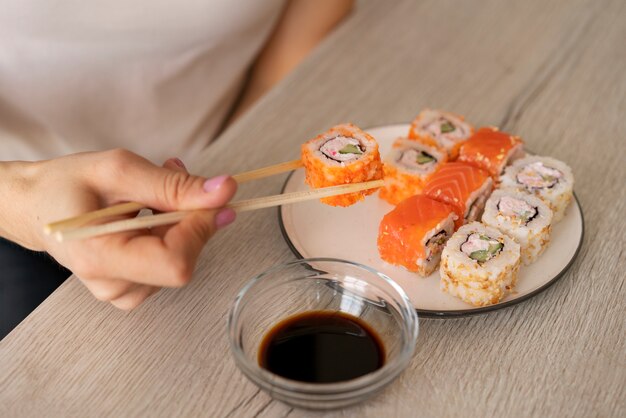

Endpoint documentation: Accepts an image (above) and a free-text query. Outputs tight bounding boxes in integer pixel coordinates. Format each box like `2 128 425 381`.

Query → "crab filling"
516 162 563 190
397 149 437 170
497 196 538 224
461 233 503 264
320 136 364 162
425 230 448 261
422 117 467 140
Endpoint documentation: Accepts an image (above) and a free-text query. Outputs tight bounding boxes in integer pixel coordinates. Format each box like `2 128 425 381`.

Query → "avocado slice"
338 144 363 155
440 121 456 133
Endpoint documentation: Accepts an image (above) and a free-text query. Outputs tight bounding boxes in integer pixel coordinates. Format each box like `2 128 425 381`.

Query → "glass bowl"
227 258 419 410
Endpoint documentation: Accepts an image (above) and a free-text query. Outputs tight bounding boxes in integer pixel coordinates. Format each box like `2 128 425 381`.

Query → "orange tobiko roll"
301 123 383 207
408 109 474 159
423 162 493 229
378 195 457 276
379 138 448 205
457 127 525 178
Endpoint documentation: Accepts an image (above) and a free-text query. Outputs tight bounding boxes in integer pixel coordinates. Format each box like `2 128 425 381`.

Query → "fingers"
151 158 189 236
110 285 160 311
162 207 236 265
79 276 159 310
96 150 237 212
140 206 234 285
163 158 186 172
81 206 231 287
78 277 138 302
71 154 238 292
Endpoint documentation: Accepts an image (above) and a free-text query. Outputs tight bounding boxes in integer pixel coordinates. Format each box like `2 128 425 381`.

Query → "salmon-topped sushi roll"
408 109 474 159
301 123 383 207
457 127 525 178
423 162 493 229
379 138 448 205
378 195 457 276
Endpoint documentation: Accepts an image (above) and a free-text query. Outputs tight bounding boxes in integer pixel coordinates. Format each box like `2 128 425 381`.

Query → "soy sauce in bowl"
258 311 385 383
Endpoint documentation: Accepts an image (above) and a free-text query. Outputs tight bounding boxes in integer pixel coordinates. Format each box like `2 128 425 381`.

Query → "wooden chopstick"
43 202 145 235
231 159 302 183
229 179 382 212
44 159 303 235
53 179 384 242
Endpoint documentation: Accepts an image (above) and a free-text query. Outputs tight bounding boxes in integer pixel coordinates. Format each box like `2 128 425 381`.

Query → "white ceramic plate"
279 124 584 317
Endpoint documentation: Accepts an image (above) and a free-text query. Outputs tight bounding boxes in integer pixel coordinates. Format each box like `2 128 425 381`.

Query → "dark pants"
0 237 70 340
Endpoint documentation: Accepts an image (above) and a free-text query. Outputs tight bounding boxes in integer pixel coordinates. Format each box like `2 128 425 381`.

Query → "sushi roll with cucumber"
378 195 457 277
482 190 552 265
301 123 383 207
440 222 521 307
457 127 525 178
379 138 448 205
423 162 493 229
499 156 574 222
408 109 474 159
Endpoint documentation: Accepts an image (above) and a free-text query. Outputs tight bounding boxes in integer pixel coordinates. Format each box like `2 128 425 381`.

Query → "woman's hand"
0 149 237 310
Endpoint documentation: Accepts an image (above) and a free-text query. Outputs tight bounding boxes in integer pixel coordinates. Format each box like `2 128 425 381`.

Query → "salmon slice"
378 195 456 275
457 127 524 178
423 162 493 228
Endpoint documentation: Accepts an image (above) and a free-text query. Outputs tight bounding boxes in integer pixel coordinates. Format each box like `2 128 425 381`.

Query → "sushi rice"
499 156 573 222
440 222 521 306
482 190 553 265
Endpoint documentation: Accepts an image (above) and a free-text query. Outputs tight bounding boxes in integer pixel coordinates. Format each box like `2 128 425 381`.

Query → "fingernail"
203 175 229 193
215 208 236 229
172 158 185 169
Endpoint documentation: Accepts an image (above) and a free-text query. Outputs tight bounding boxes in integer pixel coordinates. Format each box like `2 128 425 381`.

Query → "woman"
0 0 354 338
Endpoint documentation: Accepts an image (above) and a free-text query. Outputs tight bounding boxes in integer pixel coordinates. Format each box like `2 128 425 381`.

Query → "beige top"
1 1 625 417
0 0 284 162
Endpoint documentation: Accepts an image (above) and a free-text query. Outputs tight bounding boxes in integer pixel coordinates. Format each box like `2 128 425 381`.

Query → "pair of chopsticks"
45 159 383 242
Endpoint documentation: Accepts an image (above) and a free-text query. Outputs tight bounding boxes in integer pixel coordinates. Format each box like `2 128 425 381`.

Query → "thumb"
102 151 237 211
153 157 236 235
146 171 237 212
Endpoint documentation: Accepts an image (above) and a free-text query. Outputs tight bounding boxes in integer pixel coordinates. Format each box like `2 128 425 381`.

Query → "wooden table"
1 0 625 416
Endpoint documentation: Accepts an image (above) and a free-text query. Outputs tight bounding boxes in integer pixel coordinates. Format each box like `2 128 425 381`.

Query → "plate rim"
277 125 585 318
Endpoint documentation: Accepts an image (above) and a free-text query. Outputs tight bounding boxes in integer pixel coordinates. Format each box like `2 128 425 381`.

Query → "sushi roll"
440 222 521 306
378 195 457 277
379 138 448 205
482 190 553 265
301 123 383 207
457 127 525 178
423 162 493 229
408 109 474 159
499 156 574 222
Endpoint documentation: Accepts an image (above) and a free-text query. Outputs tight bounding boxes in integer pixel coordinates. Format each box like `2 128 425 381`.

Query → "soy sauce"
258 311 385 383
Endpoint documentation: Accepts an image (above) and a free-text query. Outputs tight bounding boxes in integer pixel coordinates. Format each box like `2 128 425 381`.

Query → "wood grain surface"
1 0 625 416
